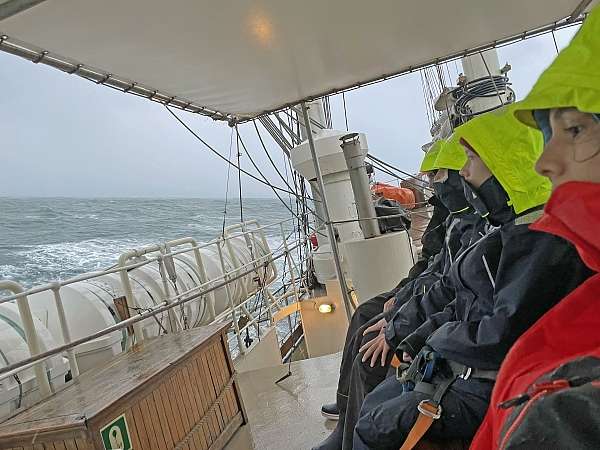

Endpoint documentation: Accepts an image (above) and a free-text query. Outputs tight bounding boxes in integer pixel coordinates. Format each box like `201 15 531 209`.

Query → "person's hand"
362 318 387 336
359 328 391 367
383 297 395 313
402 352 413 363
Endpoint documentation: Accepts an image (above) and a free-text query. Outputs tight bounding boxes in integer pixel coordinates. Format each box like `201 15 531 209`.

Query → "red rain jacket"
470 181 600 449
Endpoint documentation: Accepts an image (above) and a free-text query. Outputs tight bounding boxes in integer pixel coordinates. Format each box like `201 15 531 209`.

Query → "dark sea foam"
0 197 292 288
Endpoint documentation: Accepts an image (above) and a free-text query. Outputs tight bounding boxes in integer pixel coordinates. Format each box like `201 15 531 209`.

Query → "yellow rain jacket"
451 106 550 214
513 6 600 127
432 134 467 171
419 140 443 172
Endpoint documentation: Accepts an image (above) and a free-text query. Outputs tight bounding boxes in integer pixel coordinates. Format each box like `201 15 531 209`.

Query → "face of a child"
459 144 492 189
536 108 600 188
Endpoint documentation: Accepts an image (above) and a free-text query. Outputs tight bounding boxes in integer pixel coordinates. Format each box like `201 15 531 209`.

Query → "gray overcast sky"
0 27 577 198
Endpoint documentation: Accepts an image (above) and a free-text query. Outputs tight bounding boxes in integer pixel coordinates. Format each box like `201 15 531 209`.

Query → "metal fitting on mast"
340 133 380 239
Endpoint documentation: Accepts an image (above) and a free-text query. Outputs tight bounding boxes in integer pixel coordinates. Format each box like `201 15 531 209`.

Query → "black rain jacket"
397 179 592 370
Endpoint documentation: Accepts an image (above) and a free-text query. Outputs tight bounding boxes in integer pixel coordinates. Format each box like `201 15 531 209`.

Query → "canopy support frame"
0 34 232 122
301 102 354 321
0 11 586 123
238 15 585 123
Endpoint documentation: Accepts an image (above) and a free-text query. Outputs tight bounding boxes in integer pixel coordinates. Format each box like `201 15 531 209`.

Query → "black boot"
321 402 340 420
312 422 343 450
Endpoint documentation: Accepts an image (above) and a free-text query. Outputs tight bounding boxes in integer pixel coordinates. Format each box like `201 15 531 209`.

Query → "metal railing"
0 218 310 402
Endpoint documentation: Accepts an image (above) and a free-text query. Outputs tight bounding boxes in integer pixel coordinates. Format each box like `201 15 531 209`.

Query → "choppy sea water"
0 197 292 288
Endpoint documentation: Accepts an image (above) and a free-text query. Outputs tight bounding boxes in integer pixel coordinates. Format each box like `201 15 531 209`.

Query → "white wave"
3 238 149 286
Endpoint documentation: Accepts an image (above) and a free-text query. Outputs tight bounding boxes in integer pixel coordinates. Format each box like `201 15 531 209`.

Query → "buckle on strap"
460 366 472 380
417 400 442 420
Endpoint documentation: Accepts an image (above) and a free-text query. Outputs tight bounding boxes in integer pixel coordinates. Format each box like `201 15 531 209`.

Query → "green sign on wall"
100 414 132 450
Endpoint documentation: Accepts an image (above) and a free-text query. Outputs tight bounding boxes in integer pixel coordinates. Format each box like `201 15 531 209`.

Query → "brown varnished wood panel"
182 358 206 448
147 393 169 449
152 388 175 449
179 364 202 450
0 323 229 434
200 349 225 432
122 406 143 450
131 402 151 450
192 353 219 442
158 381 183 444
210 343 234 424
212 343 237 421
0 324 243 450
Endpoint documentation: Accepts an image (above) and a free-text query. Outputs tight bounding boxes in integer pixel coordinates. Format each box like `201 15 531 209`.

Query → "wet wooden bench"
0 322 246 450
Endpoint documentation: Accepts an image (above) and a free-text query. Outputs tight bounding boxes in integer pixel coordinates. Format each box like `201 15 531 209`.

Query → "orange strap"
399 401 441 450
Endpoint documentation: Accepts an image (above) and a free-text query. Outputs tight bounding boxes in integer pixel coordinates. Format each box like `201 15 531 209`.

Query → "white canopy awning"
0 0 595 120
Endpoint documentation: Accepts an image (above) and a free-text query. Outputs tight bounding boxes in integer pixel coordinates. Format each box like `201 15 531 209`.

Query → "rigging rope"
367 154 433 192
252 120 312 201
235 125 244 223
551 29 560 54
342 92 349 131
235 129 323 230
165 105 312 201
435 63 455 132
221 127 235 234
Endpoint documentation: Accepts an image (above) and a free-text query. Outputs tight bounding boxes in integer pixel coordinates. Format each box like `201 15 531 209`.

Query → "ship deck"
227 353 341 449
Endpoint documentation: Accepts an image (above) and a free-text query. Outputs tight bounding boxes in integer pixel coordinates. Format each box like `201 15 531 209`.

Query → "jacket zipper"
499 381 571 449
499 389 550 449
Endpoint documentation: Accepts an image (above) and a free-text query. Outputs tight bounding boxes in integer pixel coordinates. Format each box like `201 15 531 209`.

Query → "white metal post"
280 223 300 303
0 281 52 398
216 239 246 355
190 242 217 321
301 102 354 321
164 237 218 322
157 256 182 332
117 253 145 345
50 285 80 378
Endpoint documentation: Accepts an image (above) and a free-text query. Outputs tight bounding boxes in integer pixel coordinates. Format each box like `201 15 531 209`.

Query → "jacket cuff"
383 307 397 323
398 333 427 359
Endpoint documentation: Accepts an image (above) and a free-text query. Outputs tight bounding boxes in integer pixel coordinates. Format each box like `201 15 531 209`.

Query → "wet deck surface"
234 353 341 449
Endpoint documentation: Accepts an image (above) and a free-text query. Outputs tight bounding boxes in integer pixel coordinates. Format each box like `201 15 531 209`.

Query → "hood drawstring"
463 177 515 227
433 170 470 214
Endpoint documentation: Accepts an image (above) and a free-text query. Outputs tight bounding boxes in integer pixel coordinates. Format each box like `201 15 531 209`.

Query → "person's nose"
535 138 565 181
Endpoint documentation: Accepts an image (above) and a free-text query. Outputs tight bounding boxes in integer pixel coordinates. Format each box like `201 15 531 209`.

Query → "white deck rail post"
301 102 354 321
50 284 80 378
188 240 218 321
0 280 52 398
280 222 299 334
156 255 182 332
216 239 246 355
163 237 218 322
118 251 146 345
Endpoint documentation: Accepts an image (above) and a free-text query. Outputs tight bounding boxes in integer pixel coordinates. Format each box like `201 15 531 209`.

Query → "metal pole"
118 251 147 345
164 237 218 322
279 223 296 334
340 133 381 239
157 256 182 332
301 102 354 321
216 239 246 355
50 285 80 378
0 280 52 398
